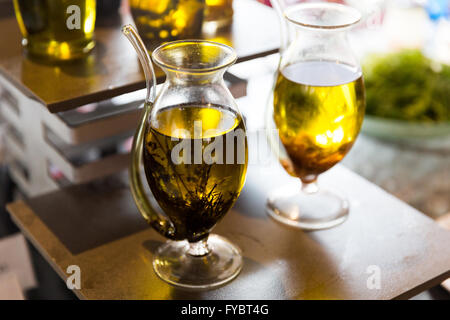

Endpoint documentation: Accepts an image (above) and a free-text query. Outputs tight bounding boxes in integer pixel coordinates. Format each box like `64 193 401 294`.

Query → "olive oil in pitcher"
143 103 248 242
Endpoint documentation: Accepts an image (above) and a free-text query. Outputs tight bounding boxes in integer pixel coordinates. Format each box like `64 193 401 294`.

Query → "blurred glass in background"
13 0 97 61
129 0 205 50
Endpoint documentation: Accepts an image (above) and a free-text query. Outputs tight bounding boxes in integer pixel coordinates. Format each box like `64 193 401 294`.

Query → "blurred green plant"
363 50 450 122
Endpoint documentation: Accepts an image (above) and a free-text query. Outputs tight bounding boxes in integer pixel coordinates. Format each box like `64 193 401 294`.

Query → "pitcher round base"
153 234 242 290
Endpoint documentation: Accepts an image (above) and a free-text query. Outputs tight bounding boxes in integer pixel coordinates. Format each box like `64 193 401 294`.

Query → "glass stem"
187 237 211 257
301 177 319 194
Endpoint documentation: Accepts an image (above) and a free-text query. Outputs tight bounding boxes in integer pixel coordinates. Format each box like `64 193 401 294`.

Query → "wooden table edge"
6 200 85 300
393 271 450 300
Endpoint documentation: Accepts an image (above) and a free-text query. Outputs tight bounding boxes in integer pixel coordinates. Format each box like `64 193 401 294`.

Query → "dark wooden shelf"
0 0 279 113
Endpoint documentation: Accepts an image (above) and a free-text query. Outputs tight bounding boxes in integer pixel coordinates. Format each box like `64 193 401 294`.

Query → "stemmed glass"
266 2 365 230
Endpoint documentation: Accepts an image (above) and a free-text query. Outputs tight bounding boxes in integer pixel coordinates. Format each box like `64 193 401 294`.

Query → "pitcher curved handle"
129 101 177 239
122 25 177 240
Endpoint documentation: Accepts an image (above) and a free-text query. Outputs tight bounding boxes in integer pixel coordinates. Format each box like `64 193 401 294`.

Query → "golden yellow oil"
274 61 365 181
130 0 204 49
143 104 247 242
13 0 96 61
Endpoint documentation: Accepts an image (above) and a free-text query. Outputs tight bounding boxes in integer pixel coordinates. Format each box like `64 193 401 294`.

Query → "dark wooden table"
7 159 450 299
0 0 279 113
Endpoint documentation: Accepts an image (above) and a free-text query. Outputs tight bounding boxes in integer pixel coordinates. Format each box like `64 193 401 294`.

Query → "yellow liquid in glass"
130 0 204 49
274 61 365 180
13 0 96 61
143 104 247 242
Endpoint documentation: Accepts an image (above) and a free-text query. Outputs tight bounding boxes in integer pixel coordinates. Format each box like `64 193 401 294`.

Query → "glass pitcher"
122 25 247 289
266 2 365 230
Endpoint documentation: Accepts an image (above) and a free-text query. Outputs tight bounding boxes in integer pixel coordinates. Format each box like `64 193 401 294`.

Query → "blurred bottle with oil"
13 0 97 61
129 0 234 49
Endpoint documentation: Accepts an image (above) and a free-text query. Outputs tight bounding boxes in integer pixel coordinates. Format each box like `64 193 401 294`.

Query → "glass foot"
266 185 349 230
153 234 242 290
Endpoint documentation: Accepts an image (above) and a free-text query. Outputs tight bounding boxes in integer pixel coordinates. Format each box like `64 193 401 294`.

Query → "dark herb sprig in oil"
142 104 247 242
